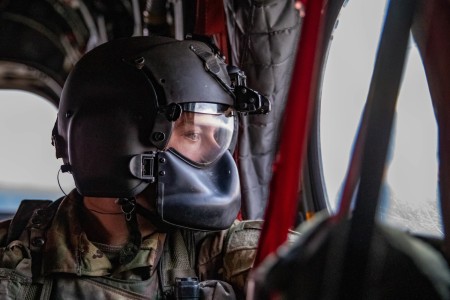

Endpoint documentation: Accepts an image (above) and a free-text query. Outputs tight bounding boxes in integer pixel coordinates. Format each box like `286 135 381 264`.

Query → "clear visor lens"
167 105 234 165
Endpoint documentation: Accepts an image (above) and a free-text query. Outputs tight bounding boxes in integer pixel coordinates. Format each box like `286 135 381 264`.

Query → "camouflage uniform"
0 190 262 299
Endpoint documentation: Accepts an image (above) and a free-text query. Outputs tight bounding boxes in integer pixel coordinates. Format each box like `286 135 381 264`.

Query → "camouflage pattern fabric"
0 190 265 299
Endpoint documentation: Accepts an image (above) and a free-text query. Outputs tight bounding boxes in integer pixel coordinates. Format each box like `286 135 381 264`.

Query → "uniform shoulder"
224 220 263 253
220 220 263 298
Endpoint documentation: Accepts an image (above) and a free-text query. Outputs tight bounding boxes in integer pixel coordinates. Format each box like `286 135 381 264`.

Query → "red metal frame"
254 0 327 267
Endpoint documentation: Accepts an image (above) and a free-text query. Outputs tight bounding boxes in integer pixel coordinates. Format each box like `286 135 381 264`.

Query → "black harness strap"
3 197 64 300
28 198 64 280
6 197 64 245
6 200 52 245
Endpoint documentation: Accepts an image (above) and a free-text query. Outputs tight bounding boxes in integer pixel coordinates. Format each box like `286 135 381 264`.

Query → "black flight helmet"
54 35 270 230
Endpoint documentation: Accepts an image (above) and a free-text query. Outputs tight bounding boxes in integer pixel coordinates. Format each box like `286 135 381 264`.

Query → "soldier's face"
167 111 233 165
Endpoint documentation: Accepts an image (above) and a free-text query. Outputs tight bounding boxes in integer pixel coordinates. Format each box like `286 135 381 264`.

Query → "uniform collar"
41 190 166 277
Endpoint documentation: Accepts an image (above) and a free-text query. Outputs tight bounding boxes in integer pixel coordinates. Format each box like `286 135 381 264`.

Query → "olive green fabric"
0 190 264 299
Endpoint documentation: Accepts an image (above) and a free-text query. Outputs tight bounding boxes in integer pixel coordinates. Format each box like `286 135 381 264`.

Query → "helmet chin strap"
116 198 142 264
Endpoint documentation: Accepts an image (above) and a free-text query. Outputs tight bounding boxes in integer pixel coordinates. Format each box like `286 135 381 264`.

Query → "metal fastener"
152 132 166 142
32 237 45 247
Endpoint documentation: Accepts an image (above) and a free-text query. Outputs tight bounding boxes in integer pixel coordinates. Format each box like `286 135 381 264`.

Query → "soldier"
0 35 270 299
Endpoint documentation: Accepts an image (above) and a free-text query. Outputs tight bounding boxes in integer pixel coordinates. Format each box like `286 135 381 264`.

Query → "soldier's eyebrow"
174 113 196 128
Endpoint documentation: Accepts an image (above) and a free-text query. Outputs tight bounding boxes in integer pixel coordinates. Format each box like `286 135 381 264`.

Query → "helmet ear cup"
68 106 151 197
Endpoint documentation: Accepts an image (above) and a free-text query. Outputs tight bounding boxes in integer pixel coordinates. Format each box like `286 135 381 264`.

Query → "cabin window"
319 0 442 237
0 90 74 219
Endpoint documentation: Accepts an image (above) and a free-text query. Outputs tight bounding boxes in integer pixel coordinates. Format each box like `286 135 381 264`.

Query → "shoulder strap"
6 199 52 244
158 229 198 298
6 197 64 245
12 198 64 300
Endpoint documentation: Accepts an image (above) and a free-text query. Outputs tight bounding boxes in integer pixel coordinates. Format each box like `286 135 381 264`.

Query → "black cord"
57 167 68 197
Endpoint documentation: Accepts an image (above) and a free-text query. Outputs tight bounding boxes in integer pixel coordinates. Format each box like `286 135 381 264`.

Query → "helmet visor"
167 103 235 166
